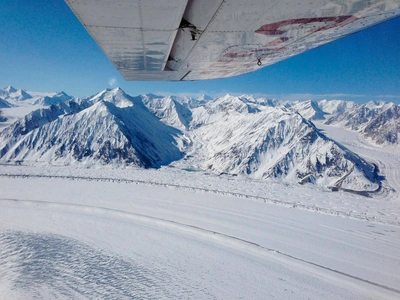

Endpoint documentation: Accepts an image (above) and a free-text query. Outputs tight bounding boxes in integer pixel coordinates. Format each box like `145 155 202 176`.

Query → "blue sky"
1 0 399 103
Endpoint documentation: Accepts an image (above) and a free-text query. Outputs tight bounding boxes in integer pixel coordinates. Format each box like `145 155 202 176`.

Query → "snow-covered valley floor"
315 121 400 195
0 164 399 299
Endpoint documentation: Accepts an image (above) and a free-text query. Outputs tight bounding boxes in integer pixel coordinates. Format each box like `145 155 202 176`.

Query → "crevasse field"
1 124 399 299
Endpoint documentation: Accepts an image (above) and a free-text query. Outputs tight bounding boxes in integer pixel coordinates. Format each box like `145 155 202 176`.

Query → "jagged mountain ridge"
0 87 394 191
32 91 74 106
0 89 187 167
280 97 399 145
324 101 400 145
189 96 378 190
0 86 74 107
291 100 327 120
141 94 193 130
0 86 32 101
317 99 358 115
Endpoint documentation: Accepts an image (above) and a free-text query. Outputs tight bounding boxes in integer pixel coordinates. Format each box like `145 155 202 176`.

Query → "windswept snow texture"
0 87 399 299
0 87 398 192
0 175 399 299
0 232 180 299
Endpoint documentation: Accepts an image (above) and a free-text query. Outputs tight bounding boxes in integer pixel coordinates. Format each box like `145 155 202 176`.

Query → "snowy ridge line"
0 88 391 190
1 197 399 299
0 173 397 226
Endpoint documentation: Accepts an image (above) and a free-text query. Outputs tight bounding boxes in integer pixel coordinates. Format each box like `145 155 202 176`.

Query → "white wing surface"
65 0 400 81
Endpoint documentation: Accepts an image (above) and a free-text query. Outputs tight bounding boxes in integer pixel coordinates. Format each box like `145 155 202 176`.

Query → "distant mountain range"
293 99 399 144
1 85 398 192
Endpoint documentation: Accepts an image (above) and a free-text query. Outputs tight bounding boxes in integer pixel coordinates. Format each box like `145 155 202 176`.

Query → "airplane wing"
65 0 400 81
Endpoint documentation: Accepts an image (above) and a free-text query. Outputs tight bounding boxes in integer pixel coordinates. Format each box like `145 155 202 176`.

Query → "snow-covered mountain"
281 98 399 146
140 94 192 130
0 98 12 109
0 89 187 167
1 87 397 192
0 87 81 132
324 101 400 145
1 85 17 94
197 94 214 102
164 93 215 109
0 86 32 101
32 91 73 106
291 100 326 120
317 99 358 115
0 86 73 107
189 95 378 191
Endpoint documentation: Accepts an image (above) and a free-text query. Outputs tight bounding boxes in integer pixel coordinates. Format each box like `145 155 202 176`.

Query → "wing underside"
65 0 400 81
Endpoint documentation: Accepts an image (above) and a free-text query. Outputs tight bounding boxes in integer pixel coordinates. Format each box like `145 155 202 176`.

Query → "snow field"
1 88 400 298
1 163 399 225
1 175 399 299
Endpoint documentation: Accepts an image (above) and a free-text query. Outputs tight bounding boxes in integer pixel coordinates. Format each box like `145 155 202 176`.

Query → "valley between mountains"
1 86 399 195
1 86 400 299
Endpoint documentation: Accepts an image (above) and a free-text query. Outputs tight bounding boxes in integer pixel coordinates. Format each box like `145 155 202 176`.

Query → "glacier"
0 86 399 300
0 86 398 193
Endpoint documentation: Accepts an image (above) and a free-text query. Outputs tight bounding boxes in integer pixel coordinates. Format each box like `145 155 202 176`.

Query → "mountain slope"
0 87 32 101
317 99 358 115
32 92 73 106
191 96 379 191
141 94 193 130
0 90 187 167
0 88 392 191
325 101 400 145
292 100 326 120
0 98 12 108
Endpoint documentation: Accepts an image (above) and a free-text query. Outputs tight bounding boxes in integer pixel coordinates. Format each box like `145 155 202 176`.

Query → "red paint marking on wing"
202 16 359 77
255 16 358 36
266 37 289 47
222 16 358 61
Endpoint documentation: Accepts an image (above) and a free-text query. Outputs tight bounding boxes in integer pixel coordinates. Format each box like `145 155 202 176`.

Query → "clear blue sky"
1 0 399 103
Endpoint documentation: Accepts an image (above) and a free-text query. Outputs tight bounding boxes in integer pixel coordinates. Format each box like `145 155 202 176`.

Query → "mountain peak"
2 86 17 93
0 86 394 190
197 94 213 101
101 87 125 96
110 87 124 93
292 100 326 120
1 88 32 101
142 93 164 99
90 88 135 108
56 91 69 97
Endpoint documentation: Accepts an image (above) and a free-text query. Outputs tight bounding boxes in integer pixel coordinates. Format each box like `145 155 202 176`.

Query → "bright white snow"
1 87 399 299
0 164 399 299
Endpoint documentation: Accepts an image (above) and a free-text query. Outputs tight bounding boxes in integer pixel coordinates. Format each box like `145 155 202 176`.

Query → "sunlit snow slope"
0 85 399 299
190 95 379 191
0 86 398 193
0 88 186 167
